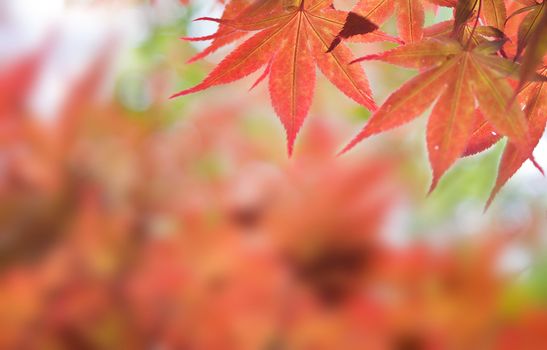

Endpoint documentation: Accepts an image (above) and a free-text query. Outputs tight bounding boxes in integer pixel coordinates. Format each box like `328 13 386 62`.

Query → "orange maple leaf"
172 0 385 154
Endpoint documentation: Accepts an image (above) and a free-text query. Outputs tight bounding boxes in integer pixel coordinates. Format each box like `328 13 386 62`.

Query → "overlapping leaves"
174 0 546 206
336 0 545 204
345 38 530 193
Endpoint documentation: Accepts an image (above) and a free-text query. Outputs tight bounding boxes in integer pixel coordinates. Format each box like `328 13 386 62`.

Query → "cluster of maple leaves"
175 0 546 205
2 12 547 347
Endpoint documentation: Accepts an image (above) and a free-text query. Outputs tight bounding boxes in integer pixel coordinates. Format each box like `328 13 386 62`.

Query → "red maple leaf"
172 0 387 154
485 68 547 207
350 0 429 44
344 37 530 192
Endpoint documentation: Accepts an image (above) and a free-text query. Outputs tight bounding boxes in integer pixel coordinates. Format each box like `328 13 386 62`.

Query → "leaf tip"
169 88 192 99
426 178 440 197
287 139 295 157
483 195 496 213
193 17 222 24
531 156 544 175
326 37 341 53
350 54 379 65
339 130 369 155
484 183 503 213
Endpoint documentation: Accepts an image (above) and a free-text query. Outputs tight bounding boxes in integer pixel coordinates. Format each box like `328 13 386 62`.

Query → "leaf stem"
465 0 483 50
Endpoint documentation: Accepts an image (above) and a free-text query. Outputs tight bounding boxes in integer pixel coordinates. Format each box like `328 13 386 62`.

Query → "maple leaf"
511 0 545 61
173 0 382 154
515 2 547 90
326 11 380 52
341 0 504 45
350 0 426 44
344 38 530 192
423 19 507 52
485 67 547 207
481 0 507 30
182 0 273 63
453 0 507 35
462 109 501 156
